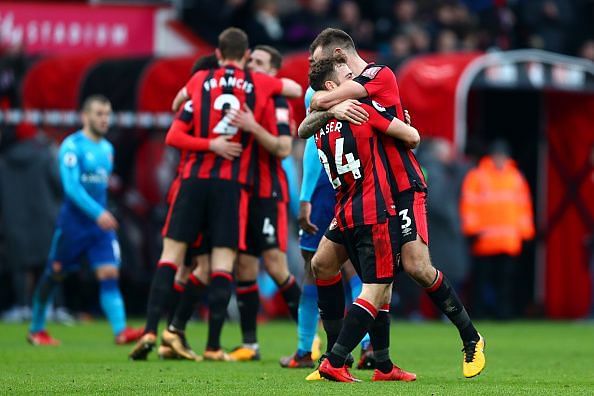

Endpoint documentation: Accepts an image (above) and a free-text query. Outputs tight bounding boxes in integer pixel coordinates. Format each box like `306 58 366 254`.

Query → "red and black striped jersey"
250 95 293 201
314 100 397 230
353 63 427 194
182 65 284 184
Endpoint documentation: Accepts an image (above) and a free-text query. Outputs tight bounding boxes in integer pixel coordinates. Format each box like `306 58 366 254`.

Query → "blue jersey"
58 130 113 223
299 87 336 252
299 87 330 203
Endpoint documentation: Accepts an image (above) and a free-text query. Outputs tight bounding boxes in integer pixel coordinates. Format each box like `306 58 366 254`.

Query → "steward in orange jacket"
460 156 534 256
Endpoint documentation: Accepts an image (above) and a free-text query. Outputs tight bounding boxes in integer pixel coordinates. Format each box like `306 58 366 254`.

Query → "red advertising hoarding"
0 2 156 55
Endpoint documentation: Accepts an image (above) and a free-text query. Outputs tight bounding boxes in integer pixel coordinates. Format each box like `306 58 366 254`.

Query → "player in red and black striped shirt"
226 45 302 361
130 28 302 362
301 28 485 380
308 56 419 382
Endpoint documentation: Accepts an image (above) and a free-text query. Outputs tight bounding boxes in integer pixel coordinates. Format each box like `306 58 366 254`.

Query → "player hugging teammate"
129 28 303 361
132 25 486 383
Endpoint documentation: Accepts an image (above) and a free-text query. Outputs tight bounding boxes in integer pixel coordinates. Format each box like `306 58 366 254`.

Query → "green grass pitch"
1 320 593 395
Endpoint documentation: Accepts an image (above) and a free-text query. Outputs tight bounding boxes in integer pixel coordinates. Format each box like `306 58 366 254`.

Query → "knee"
311 254 334 280
49 261 64 280
263 250 288 281
359 283 391 309
96 265 119 280
402 252 434 286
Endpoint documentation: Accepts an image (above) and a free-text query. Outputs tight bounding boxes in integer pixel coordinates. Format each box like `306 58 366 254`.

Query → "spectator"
283 0 333 48
578 40 594 62
435 29 459 53
244 0 285 48
523 0 575 53
336 0 374 49
419 139 471 296
0 127 61 322
408 24 431 54
460 140 535 320
376 0 419 44
379 32 412 69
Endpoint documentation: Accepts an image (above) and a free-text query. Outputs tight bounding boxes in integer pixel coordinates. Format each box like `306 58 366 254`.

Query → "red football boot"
372 364 417 382
115 327 144 345
27 330 61 346
319 358 361 382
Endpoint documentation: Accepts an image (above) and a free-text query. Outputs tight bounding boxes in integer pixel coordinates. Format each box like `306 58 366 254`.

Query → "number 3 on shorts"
398 209 412 230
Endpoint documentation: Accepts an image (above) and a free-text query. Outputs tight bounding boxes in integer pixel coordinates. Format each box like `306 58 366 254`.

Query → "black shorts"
325 217 400 284
162 178 241 249
242 197 288 256
183 233 211 267
395 189 429 247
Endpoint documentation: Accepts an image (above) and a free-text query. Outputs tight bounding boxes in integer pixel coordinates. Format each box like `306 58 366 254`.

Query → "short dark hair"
191 54 219 74
218 27 249 61
309 55 347 91
309 28 356 57
82 94 110 112
253 45 282 70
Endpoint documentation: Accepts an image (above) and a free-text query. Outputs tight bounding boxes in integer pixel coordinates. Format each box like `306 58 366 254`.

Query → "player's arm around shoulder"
365 103 420 149
385 117 420 149
309 80 367 110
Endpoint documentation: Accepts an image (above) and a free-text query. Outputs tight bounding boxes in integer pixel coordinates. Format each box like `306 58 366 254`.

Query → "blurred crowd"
182 0 594 68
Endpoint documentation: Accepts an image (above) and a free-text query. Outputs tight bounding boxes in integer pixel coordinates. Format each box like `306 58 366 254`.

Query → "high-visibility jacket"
460 157 534 256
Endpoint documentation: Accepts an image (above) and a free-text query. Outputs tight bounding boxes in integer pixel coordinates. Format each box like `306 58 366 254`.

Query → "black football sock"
170 274 206 331
206 271 233 350
328 298 377 368
316 273 345 353
369 306 393 373
144 261 177 334
166 280 185 326
277 275 300 322
426 270 479 343
236 280 259 344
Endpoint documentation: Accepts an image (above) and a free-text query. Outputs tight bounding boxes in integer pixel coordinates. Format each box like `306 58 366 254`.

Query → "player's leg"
320 281 389 382
130 179 205 360
366 218 416 382
157 261 191 360
90 231 142 344
260 200 301 321
320 223 415 383
28 261 63 346
162 252 209 361
228 196 262 361
311 233 348 355
342 262 373 369
28 227 81 346
169 253 210 333
203 180 242 361
228 253 261 361
279 249 319 369
398 190 484 377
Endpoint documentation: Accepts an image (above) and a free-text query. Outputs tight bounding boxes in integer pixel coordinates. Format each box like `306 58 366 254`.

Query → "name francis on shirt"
203 75 254 93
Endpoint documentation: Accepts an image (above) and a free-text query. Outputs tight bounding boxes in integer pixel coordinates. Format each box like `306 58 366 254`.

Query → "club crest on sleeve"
362 66 382 80
63 152 77 167
276 108 289 123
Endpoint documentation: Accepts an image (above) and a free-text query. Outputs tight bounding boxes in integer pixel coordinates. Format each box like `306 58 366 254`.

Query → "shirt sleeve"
165 100 211 151
273 95 291 136
253 72 284 100
304 86 315 114
59 140 105 221
353 66 395 98
299 136 322 202
365 103 394 134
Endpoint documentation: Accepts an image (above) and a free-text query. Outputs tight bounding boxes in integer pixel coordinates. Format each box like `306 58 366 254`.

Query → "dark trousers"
471 254 517 320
